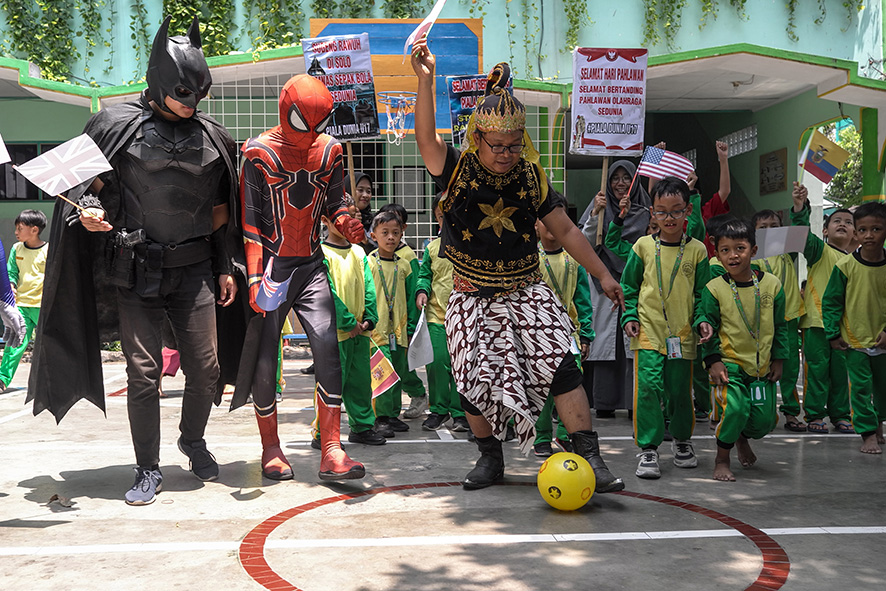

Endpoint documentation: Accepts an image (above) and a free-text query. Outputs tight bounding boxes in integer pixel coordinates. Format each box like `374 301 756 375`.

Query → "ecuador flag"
800 129 849 184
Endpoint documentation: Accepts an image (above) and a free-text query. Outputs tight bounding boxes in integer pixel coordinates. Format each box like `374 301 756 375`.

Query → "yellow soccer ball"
537 452 595 511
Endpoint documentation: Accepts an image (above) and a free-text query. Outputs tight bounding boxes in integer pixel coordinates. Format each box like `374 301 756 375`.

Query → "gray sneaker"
403 395 428 419
177 437 219 481
672 440 698 468
125 466 163 505
635 449 661 479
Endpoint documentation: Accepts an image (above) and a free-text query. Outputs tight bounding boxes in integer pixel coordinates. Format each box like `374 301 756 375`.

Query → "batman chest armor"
116 116 224 244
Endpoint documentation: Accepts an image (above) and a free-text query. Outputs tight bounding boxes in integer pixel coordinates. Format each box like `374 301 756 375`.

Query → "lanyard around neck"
374 252 399 324
540 249 570 306
654 233 687 335
728 272 762 377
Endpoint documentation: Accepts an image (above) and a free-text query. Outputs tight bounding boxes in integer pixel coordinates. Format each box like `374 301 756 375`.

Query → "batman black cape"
27 93 247 423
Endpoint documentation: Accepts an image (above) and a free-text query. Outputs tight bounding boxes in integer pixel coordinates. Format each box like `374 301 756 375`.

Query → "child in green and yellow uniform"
821 201 886 454
369 210 419 438
320 199 385 447
415 193 468 433
752 209 806 432
697 219 787 482
790 182 855 433
621 177 710 479
378 203 429 417
0 210 48 390
533 214 596 457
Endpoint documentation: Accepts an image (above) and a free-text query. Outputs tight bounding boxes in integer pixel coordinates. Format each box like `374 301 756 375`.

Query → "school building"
1 1 885 249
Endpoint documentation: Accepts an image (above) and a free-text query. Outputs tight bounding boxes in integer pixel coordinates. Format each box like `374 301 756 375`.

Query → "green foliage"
310 0 333 19
786 0 798 42
841 0 863 32
381 0 427 19
77 0 106 82
338 0 364 18
163 0 236 57
129 0 150 82
242 0 304 53
825 124 863 208
642 0 687 50
699 0 717 29
562 0 591 53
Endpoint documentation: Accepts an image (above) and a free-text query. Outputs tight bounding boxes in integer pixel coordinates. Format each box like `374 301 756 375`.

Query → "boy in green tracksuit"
379 203 429 417
534 215 596 457
790 182 855 433
320 202 385 447
415 193 468 433
369 210 419 438
621 177 710 479
0 210 48 390
697 219 787 482
751 209 806 432
821 201 886 454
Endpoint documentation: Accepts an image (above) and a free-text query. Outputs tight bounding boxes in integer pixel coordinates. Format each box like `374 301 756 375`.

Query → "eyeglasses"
651 209 688 220
479 133 524 154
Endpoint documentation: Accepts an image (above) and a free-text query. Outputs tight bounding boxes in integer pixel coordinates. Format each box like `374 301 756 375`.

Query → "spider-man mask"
278 75 334 151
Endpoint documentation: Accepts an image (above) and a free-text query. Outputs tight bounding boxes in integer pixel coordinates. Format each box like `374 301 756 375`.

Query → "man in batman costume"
235 74 367 482
28 16 240 505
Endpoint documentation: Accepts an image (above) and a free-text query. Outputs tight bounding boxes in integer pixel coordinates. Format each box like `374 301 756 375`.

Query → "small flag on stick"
14 134 111 195
799 129 850 185
255 257 293 312
370 345 399 399
404 0 448 55
636 145 695 180
0 132 10 165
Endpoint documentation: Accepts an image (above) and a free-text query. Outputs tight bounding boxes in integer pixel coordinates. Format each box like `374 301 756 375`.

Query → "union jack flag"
0 132 10 165
15 134 112 196
255 257 293 312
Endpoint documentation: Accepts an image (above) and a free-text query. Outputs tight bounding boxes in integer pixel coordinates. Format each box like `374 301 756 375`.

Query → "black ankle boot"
571 430 625 493
463 435 504 490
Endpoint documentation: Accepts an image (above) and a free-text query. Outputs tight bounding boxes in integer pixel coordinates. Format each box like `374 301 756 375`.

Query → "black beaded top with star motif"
430 145 556 297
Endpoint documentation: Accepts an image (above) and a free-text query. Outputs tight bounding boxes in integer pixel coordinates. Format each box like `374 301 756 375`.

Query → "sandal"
834 420 855 434
783 417 807 432
806 419 828 433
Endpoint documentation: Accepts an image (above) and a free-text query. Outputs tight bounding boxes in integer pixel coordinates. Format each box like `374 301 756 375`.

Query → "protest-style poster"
570 48 648 156
302 33 380 140
446 74 513 148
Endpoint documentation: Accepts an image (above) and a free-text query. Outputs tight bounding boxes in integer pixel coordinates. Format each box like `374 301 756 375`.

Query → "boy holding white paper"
621 177 710 479
415 193 468 432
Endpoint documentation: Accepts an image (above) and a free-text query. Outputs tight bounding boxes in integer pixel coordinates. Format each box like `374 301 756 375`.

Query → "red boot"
316 384 365 480
255 407 293 480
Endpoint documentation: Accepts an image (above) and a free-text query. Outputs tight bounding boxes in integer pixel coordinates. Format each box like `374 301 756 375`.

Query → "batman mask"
146 16 212 115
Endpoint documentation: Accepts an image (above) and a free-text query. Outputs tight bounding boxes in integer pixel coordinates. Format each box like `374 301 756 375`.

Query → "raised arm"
410 37 448 177
716 141 731 203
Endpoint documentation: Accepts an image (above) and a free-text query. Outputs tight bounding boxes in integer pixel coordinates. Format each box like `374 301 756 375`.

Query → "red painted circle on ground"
239 482 789 591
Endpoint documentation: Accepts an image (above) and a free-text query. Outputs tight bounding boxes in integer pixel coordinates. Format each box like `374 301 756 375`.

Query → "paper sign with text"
302 33 380 140
446 74 513 148
570 48 647 157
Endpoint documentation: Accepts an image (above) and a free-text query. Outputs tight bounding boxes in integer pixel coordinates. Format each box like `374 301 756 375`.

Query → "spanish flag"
370 345 399 399
799 129 850 185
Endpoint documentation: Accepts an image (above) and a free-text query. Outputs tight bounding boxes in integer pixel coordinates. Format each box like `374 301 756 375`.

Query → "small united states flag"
636 146 695 180
15 134 112 196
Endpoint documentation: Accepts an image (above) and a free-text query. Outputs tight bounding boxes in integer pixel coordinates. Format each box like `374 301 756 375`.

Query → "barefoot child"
697 219 787 481
822 202 886 454
790 183 856 433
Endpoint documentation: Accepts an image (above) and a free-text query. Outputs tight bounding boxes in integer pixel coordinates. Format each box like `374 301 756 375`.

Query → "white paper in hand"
407 309 435 371
753 226 809 260
0 132 10 165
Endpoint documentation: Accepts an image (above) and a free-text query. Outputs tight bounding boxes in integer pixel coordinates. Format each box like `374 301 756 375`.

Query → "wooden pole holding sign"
595 156 609 246
346 141 356 205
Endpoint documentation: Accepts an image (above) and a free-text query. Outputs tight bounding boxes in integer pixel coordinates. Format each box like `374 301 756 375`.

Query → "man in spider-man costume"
233 74 366 481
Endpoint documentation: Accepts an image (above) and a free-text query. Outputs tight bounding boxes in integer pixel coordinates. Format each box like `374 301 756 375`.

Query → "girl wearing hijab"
345 171 375 253
580 161 652 417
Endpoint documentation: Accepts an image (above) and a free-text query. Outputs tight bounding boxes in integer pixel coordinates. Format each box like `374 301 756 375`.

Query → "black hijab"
346 171 374 232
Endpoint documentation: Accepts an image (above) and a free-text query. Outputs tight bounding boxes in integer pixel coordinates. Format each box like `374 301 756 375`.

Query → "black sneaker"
177 437 219 481
310 436 321 450
533 442 553 457
300 363 315 375
450 416 470 432
388 417 410 432
375 418 395 438
554 437 574 453
422 412 449 431
504 424 516 441
348 429 386 445
124 466 163 505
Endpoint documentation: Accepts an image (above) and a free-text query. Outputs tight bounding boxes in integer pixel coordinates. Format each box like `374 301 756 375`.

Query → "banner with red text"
570 48 647 157
446 74 513 148
302 33 380 140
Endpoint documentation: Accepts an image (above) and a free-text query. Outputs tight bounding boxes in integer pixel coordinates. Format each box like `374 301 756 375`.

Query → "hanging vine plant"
103 0 117 75
163 0 236 57
562 0 591 53
0 0 36 61
338 0 364 19
242 0 304 53
698 0 717 29
786 0 799 42
381 0 428 19
129 0 151 82
841 0 863 31
77 0 105 84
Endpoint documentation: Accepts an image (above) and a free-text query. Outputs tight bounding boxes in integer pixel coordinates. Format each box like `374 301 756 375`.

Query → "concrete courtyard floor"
1 358 884 591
